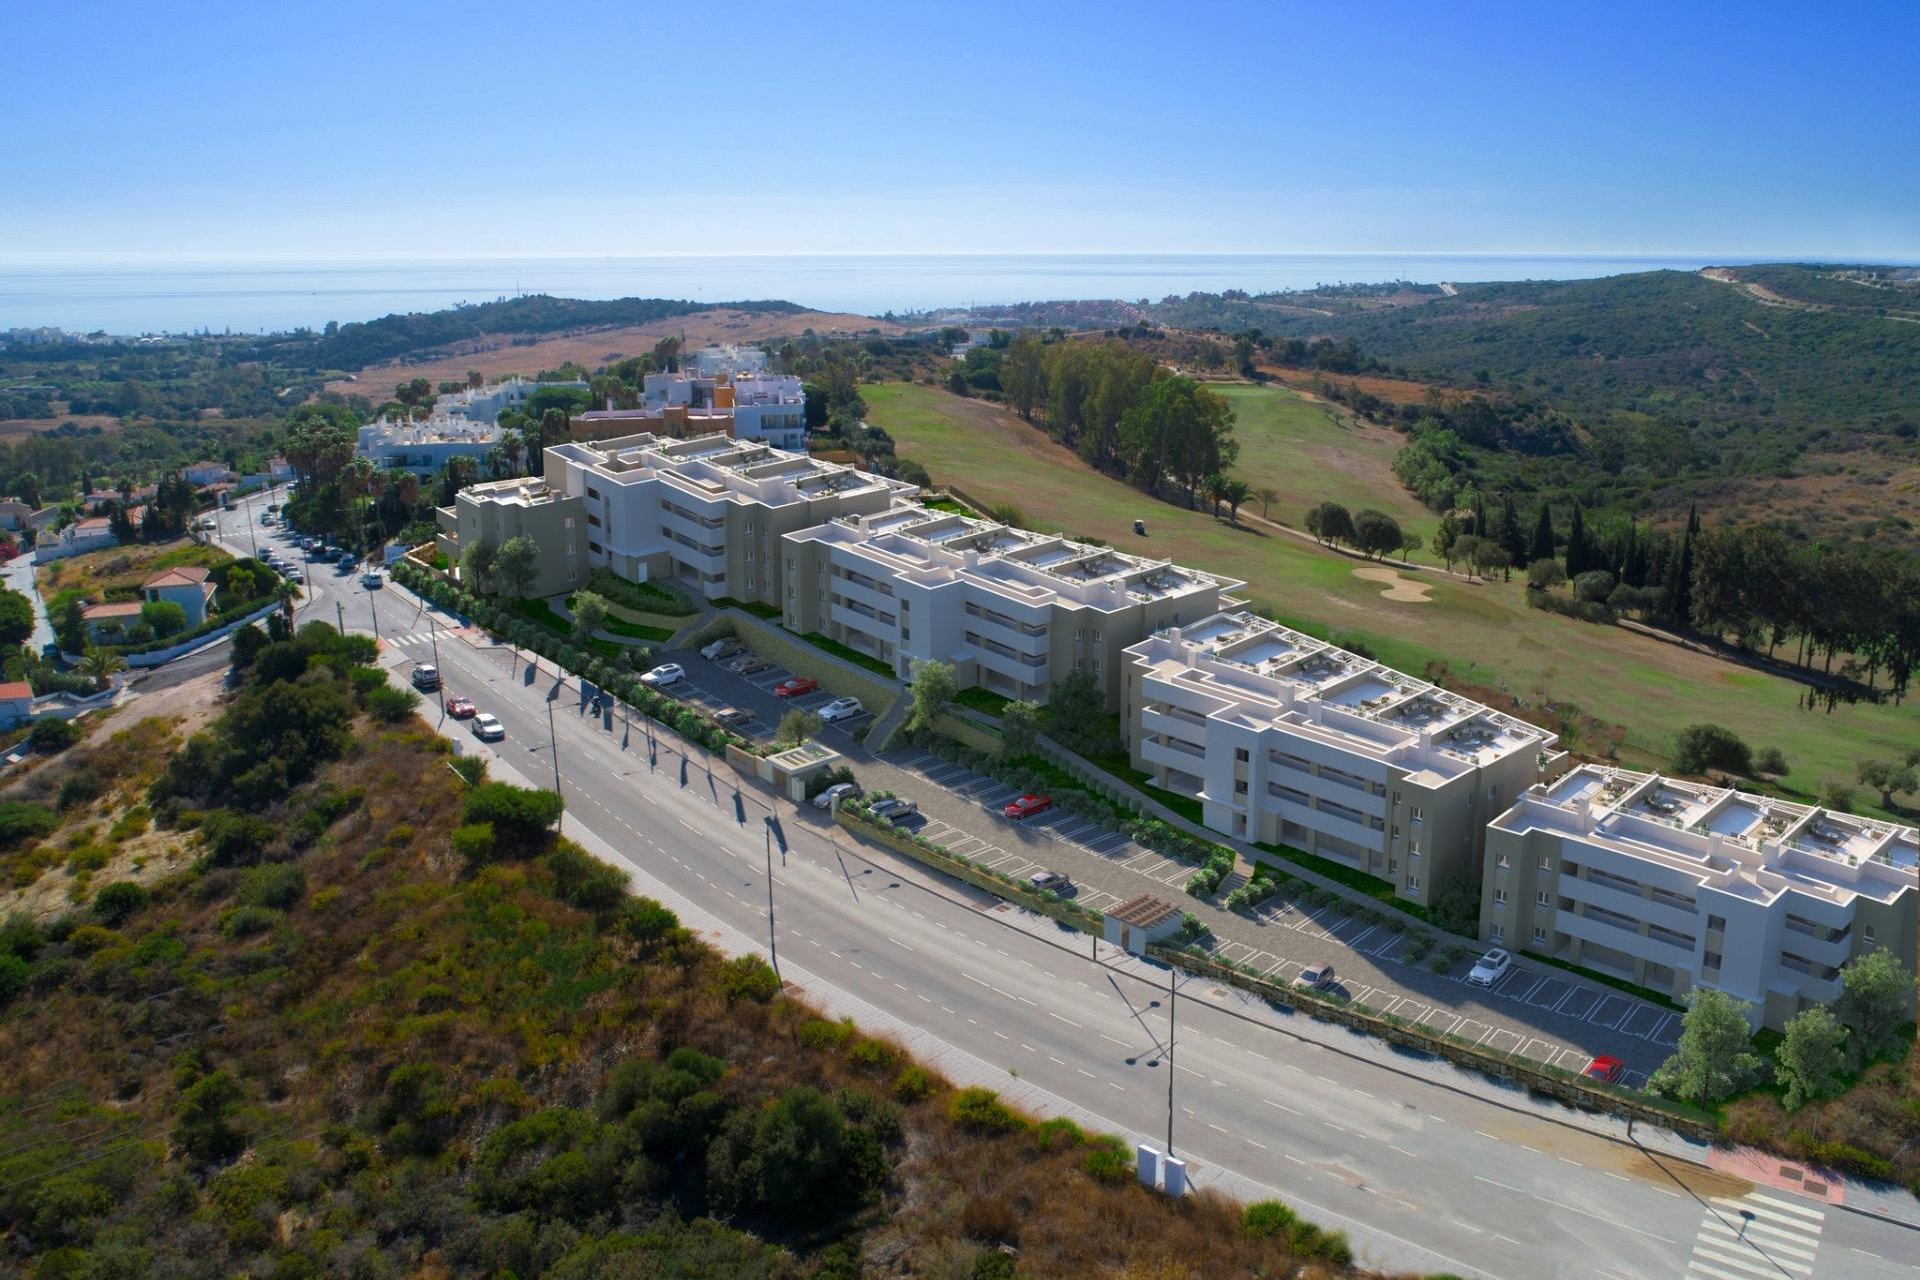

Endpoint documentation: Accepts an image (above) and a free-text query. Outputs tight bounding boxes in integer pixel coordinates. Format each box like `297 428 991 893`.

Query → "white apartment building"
688 344 769 377
436 376 589 425
541 432 916 607
1482 765 1918 1030
1122 611 1563 908
357 417 504 477
783 504 1234 704
634 366 807 449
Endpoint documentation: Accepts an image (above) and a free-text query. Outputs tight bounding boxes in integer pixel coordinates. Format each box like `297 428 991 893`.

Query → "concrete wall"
723 610 902 724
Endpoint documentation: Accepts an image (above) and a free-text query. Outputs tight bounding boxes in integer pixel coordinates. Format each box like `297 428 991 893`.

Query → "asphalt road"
206 498 1920 1280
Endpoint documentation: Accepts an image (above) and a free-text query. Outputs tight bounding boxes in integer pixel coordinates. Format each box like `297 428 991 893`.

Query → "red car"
445 696 477 719
774 676 818 698
1003 793 1053 820
1583 1055 1625 1084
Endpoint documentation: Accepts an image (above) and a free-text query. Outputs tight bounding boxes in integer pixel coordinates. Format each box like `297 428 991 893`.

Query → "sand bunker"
1352 566 1433 602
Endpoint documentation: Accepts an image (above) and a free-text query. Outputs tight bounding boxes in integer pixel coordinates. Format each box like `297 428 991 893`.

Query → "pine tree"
1498 495 1526 570
1529 502 1555 565
1660 527 1695 628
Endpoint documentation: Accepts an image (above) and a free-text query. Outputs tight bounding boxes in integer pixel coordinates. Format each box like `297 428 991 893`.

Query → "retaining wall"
722 611 903 723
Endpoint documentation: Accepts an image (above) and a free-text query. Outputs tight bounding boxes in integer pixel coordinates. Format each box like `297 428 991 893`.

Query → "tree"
1497 494 1526 573
461 537 499 594
1044 667 1114 756
492 535 541 600
1304 501 1355 547
141 599 188 638
1470 539 1510 582
174 1070 248 1164
1450 534 1486 580
1429 868 1480 935
275 579 300 634
1001 334 1047 420
1564 503 1592 578
1431 511 1462 570
1818 780 1857 813
1754 746 1789 776
775 708 824 747
1670 723 1752 776
999 699 1040 759
1833 948 1917 1066
1220 478 1253 525
1774 1006 1848 1109
1526 558 1567 591
1253 486 1280 520
0 589 33 647
1351 509 1402 560
1529 502 1556 566
56 600 88 656
460 782 563 859
1855 758 1918 808
570 590 610 641
906 658 956 734
1572 569 1616 603
1649 988 1763 1103
77 647 125 691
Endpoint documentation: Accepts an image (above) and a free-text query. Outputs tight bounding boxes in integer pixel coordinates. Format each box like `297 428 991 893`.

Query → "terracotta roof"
82 600 143 620
1107 893 1181 929
144 566 211 588
0 681 32 701
71 518 112 534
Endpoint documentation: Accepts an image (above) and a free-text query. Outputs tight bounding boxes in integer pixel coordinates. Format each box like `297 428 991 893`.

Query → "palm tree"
78 647 126 691
275 579 301 634
501 433 525 476
1221 479 1253 526
1254 486 1280 520
1200 473 1228 517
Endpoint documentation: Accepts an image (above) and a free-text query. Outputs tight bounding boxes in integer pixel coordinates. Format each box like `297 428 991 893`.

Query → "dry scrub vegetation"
0 636 1398 1278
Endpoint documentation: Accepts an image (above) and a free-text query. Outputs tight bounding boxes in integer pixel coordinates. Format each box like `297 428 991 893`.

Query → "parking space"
647 645 880 746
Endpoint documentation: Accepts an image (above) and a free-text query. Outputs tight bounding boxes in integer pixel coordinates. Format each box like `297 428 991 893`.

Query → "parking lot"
877 744 1684 1086
644 644 878 748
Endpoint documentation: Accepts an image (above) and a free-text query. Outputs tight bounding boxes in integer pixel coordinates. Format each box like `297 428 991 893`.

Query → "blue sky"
5 0 1917 260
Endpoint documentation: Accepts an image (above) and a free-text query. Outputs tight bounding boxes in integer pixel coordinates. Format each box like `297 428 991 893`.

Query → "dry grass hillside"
323 308 902 401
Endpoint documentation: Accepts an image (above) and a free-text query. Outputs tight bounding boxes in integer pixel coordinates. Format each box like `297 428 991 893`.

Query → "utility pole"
335 599 345 633
368 580 380 641
1167 963 1177 1156
764 818 779 979
546 690 562 793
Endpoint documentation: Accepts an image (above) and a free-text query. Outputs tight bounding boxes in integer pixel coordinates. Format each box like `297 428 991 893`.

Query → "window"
1707 914 1727 932
787 586 795 600
1391 825 1401 839
1235 748 1250 763
1388 859 1398 876
1864 924 1877 946
1531 926 1547 944
1536 890 1551 907
1496 853 1510 869
1490 924 1505 943
1409 806 1424 821
1703 950 1722 971
1234 779 1247 795
1407 875 1421 892
1538 856 1552 871
1493 889 1508 905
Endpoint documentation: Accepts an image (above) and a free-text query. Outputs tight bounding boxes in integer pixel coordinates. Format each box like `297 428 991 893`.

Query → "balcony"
1558 871 1698 936
1260 792 1383 852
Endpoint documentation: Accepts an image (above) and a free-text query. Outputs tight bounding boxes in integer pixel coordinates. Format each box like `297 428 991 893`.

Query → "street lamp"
545 687 562 793
763 816 780 979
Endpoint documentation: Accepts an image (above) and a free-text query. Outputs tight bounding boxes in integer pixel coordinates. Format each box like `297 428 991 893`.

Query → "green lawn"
1208 383 1436 543
864 382 1920 815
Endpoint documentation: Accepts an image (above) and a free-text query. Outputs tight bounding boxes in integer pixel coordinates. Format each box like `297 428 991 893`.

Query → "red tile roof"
82 600 143 620
144 566 211 588
0 681 32 701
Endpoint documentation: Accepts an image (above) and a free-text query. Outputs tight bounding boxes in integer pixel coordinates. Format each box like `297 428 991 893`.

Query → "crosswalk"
386 630 442 648
1684 1192 1823 1280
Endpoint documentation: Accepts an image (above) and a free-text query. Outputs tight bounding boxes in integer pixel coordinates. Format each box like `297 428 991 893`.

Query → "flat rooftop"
1501 763 1918 907
547 432 915 509
791 501 1237 612
1125 609 1555 781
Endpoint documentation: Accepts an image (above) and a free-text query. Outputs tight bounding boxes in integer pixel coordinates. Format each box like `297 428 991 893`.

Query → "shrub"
616 897 680 946
1081 1134 1133 1183
460 783 563 859
449 754 487 786
1754 746 1788 776
0 802 60 848
1671 723 1752 777
239 863 305 910
891 1066 934 1103
1242 1200 1297 1239
28 719 79 755
450 823 496 866
365 684 420 724
56 770 105 811
947 1086 1024 1133
1033 1117 1086 1150
220 905 281 938
847 1038 900 1075
90 880 149 927
800 1017 857 1051
541 844 628 913
199 810 276 867
719 955 781 1003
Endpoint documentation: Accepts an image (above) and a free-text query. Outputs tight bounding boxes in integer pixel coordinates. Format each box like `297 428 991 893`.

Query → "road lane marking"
1047 1011 1082 1028
1262 1099 1301 1116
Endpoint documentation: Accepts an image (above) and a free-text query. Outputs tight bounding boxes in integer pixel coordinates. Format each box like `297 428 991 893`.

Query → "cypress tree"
1565 504 1590 578
1529 502 1555 565
1661 527 1695 627
1498 495 1526 570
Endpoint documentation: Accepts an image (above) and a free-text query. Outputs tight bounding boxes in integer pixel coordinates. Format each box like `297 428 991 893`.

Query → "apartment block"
782 504 1234 702
1482 764 1918 1030
632 367 808 450
1121 611 1563 907
357 417 503 477
436 476 585 599
541 432 915 606
436 376 589 425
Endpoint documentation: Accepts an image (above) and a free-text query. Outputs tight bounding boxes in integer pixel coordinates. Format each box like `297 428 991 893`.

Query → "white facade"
542 432 915 605
637 366 807 450
689 344 769 377
357 417 503 477
783 504 1233 702
436 377 589 425
1122 611 1561 907
1483 765 1919 1029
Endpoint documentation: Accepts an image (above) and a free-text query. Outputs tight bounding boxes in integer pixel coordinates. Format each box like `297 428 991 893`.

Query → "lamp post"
545 689 562 793
1166 963 1177 1155
430 616 443 724
763 817 779 979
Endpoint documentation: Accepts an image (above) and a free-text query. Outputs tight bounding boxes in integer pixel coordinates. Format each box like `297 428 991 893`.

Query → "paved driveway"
863 743 1685 1086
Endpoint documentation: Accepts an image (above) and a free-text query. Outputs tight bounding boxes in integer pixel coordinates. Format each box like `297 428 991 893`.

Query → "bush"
616 897 680 946
892 1066 934 1103
90 880 149 927
799 1017 857 1052
28 719 79 755
199 809 275 867
56 769 105 811
239 863 305 910
0 802 59 848
846 1038 900 1075
220 905 281 938
1081 1134 1133 1183
1571 570 1616 603
1671 723 1752 776
719 955 781 1003
1242 1200 1297 1239
947 1086 1024 1133
460 783 563 859
364 684 420 724
1754 746 1789 776
450 823 496 866
542 844 628 913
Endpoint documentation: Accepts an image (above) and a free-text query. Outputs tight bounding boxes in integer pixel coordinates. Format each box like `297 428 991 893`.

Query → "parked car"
286 571 304 586
774 676 819 698
728 655 773 675
1294 963 1337 992
713 706 752 727
1028 870 1073 893
813 781 858 810
445 696 477 719
818 696 863 722
410 664 441 691
640 662 685 687
869 797 918 821
1583 1055 1626 1084
1003 793 1053 820
470 713 505 742
701 637 746 662
1467 948 1513 987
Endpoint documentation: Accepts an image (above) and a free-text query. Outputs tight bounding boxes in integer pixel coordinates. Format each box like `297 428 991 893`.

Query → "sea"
0 253 1788 337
